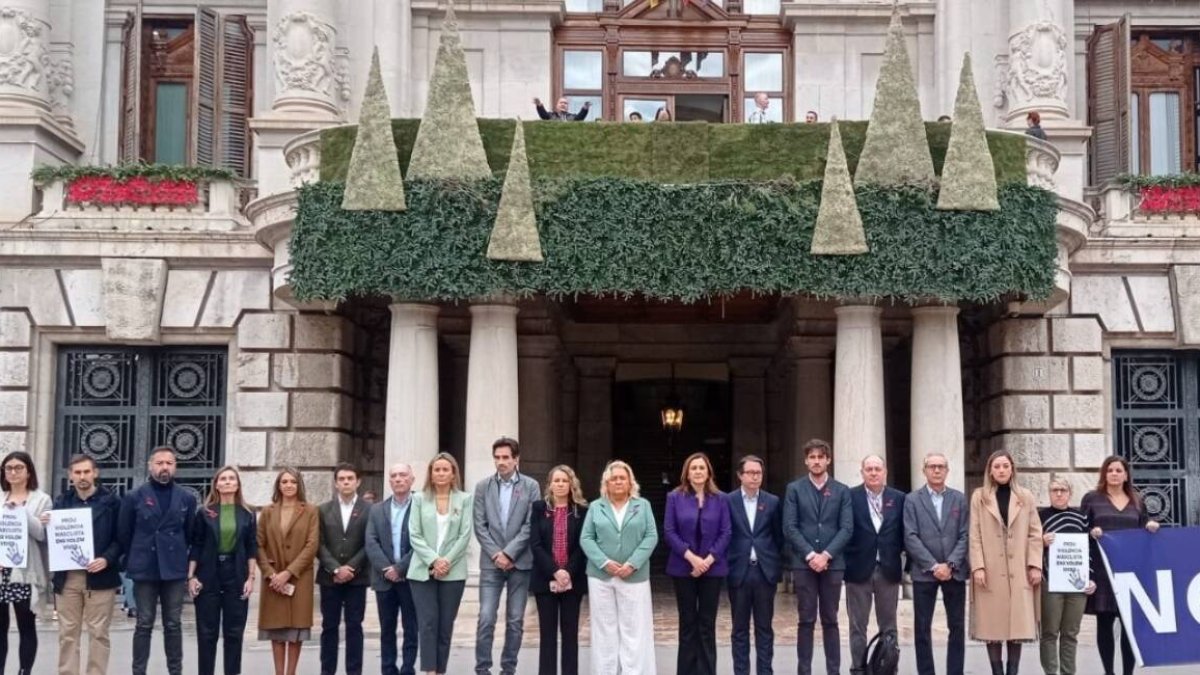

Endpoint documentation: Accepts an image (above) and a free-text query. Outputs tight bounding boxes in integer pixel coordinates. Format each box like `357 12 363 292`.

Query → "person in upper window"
655 107 672 122
1025 111 1048 140
804 110 819 123
747 92 773 124
628 111 643 122
534 97 590 121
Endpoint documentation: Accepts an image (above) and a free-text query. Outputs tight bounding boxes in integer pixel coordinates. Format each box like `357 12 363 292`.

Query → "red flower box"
65 175 199 207
1137 185 1200 214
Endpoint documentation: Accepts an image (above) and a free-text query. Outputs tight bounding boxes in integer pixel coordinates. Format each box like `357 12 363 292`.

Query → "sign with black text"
0 506 29 568
47 509 95 572
1047 532 1090 593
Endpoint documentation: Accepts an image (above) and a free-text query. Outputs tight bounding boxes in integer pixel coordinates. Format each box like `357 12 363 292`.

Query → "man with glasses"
903 453 969 675
726 455 784 675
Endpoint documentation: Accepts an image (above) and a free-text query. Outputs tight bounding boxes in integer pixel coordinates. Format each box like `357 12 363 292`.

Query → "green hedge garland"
31 164 235 184
291 177 1058 304
1116 172 1200 190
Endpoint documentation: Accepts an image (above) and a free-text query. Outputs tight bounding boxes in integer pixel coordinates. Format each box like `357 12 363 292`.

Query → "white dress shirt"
742 488 759 562
339 494 357 531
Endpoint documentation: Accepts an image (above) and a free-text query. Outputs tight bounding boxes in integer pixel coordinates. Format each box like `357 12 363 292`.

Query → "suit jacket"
844 485 906 584
664 490 732 578
903 484 970 583
528 500 588 595
473 471 540 571
317 496 371 586
580 497 658 584
407 490 474 582
782 476 854 571
189 503 258 588
256 501 319 630
726 488 784 586
364 495 414 592
118 481 197 582
52 486 122 593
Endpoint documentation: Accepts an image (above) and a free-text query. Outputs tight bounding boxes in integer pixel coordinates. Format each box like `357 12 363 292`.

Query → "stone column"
934 0 973 119
832 306 886 483
0 0 52 113
1003 0 1070 123
384 303 440 479
373 0 411 117
47 0 74 130
463 302 520 487
518 336 561 482
268 0 341 118
910 306 965 491
575 357 616 498
789 340 834 483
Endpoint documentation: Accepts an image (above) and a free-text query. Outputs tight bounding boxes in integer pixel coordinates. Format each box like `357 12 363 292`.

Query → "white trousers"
588 575 657 675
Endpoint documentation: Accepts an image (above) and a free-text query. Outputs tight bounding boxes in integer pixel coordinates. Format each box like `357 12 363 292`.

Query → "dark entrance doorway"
614 377 731 573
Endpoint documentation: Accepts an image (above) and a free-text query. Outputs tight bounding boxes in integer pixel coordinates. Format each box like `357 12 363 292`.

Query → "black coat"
118 481 197 581
844 485 906 584
51 486 122 593
188 503 258 588
529 500 588 595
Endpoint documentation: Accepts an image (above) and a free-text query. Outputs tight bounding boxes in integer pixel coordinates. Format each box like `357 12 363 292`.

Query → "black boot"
990 663 1005 675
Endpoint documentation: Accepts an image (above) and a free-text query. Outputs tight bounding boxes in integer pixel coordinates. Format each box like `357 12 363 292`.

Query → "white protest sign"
0 506 29 569
47 509 95 572
1048 532 1090 593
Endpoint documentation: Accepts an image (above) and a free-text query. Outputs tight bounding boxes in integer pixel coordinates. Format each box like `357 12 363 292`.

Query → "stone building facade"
1 0 1199 527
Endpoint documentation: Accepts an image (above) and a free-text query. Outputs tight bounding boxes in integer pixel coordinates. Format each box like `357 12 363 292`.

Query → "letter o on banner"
1189 573 1200 624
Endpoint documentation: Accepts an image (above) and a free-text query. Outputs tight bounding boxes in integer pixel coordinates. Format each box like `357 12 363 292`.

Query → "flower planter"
65 175 199 208
1135 185 1200 215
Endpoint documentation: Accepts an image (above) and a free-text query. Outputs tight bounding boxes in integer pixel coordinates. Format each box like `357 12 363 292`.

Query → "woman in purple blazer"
664 452 732 675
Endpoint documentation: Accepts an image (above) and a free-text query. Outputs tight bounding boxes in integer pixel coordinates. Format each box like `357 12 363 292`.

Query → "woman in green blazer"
580 460 659 675
406 452 473 675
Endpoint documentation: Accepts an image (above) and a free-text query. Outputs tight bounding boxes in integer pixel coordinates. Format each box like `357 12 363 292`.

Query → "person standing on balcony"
534 97 590 121
727 454 783 675
1025 111 1048 140
118 446 196 675
783 439 853 675
317 463 371 675
473 437 539 675
747 92 773 123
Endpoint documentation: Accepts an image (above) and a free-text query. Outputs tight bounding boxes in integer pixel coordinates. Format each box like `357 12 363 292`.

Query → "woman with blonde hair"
664 452 730 675
188 466 258 675
969 450 1044 675
580 460 659 675
256 467 319 675
407 452 473 675
529 465 589 674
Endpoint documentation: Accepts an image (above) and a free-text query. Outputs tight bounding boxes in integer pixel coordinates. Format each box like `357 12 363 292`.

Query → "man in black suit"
726 454 784 675
845 455 906 674
783 438 854 675
365 462 418 675
318 463 372 675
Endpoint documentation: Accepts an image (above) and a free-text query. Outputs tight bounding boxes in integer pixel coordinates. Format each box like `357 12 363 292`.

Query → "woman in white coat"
0 450 51 675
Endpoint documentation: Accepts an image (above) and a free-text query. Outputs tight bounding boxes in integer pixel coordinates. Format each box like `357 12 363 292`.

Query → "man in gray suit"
365 462 418 675
317 463 372 675
903 452 969 675
783 438 854 675
473 437 540 675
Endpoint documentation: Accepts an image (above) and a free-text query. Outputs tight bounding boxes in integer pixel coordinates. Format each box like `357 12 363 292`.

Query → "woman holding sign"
0 450 51 675
968 450 1044 675
1039 478 1095 675
188 466 258 675
1083 456 1160 675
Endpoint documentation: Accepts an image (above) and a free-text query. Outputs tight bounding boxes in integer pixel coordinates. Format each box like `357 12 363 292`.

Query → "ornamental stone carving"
1007 21 1068 112
272 11 335 101
0 7 48 95
992 55 1009 110
46 50 73 116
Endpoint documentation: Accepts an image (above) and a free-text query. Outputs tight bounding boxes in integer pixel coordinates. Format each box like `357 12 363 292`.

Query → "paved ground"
19 588 1192 674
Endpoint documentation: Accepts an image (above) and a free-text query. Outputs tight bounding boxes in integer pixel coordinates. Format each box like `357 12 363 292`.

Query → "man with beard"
118 446 198 675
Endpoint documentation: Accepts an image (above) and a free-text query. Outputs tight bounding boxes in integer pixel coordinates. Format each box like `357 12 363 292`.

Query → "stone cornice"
1070 237 1200 272
0 230 271 264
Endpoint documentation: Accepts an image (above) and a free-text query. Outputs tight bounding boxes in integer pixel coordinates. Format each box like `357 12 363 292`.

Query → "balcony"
1095 180 1200 237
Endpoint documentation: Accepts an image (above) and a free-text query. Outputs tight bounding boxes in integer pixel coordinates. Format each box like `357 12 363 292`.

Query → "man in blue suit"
118 446 197 675
784 438 854 675
844 455 906 674
727 454 784 675
365 462 419 675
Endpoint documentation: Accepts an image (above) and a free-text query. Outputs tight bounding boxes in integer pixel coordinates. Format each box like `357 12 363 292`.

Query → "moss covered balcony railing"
285 118 1062 306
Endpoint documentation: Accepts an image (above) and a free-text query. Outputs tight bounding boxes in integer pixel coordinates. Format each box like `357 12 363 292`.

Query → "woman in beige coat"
969 450 1044 675
257 467 319 675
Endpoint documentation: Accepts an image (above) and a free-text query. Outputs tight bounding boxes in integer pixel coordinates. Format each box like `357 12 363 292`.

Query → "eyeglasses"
740 470 763 476
3 465 27 474
1050 488 1070 493
925 464 948 471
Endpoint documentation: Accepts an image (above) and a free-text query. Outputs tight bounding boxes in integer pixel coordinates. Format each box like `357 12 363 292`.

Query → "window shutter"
193 8 219 168
219 16 252 177
1088 14 1132 185
118 10 142 163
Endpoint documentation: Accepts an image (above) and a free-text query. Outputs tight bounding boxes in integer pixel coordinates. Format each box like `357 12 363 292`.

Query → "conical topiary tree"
342 47 406 211
937 53 999 211
812 120 868 255
487 122 543 262
406 0 491 180
855 3 936 186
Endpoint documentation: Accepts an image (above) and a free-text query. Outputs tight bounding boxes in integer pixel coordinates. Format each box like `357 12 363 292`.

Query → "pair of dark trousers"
674 575 722 675
195 556 249 675
319 583 368 675
410 578 465 673
729 562 776 675
912 579 966 675
132 579 186 675
846 564 900 673
534 592 582 675
377 583 419 675
1095 612 1135 675
0 598 37 672
793 567 844 675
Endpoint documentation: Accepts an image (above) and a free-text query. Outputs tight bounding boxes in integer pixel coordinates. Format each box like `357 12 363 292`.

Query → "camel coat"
968 485 1044 642
256 501 319 631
